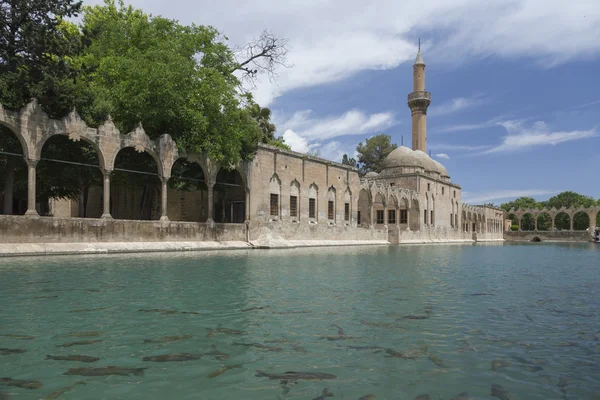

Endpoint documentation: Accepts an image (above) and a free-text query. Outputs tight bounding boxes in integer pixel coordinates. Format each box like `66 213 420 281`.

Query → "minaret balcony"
408 91 431 102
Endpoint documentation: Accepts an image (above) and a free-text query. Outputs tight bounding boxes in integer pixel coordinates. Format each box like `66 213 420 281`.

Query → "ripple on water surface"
0 242 599 399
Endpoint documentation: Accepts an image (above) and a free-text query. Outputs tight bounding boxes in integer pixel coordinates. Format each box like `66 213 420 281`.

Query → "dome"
365 171 379 178
382 146 426 170
431 158 449 177
382 146 450 178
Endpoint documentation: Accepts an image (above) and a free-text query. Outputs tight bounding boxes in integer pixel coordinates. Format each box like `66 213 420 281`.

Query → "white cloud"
84 0 600 106
462 189 559 204
483 120 598 154
282 129 309 153
434 153 450 160
277 109 396 140
429 94 490 117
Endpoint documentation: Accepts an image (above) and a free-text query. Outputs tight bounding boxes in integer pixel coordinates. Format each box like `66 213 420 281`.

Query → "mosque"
0 48 504 245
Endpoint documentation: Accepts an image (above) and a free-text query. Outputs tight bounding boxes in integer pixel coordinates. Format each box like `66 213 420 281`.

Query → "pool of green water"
0 243 598 399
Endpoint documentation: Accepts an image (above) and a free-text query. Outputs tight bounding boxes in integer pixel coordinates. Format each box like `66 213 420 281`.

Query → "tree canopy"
1 0 290 212
352 134 397 175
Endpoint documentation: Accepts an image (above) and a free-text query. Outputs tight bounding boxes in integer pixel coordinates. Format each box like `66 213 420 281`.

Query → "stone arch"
268 173 281 220
531 236 541 242
0 124 28 215
290 179 300 221
555 211 570 231
357 188 371 228
373 192 385 225
168 158 208 222
537 212 551 231
344 187 352 223
327 185 337 222
573 211 590 231
35 130 106 171
111 147 162 220
410 198 420 231
521 212 535 231
214 167 246 223
308 182 319 221
0 121 29 160
36 134 104 218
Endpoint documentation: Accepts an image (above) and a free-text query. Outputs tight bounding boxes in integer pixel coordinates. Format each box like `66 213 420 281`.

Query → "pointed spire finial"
418 38 421 51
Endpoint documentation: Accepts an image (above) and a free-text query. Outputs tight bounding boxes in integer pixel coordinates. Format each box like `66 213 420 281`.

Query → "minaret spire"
408 43 430 152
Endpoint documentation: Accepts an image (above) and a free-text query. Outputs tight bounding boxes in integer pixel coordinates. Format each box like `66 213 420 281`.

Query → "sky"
85 0 600 205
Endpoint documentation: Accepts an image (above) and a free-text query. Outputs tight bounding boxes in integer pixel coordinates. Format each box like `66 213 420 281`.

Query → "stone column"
24 159 38 216
518 217 522 231
405 208 410 230
245 188 250 222
160 177 169 222
551 217 555 231
569 216 574 231
396 207 401 230
534 217 538 231
101 170 113 219
207 181 215 223
383 205 388 228
369 203 374 228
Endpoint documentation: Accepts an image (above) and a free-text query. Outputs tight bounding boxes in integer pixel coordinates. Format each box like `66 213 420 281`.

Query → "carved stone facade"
505 206 599 232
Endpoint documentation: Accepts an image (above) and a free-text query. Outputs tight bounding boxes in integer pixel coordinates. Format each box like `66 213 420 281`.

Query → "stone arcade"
0 48 505 247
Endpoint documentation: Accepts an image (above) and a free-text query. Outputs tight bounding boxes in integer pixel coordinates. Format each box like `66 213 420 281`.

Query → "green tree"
341 154 357 168
0 0 83 116
544 191 596 230
248 103 289 150
355 134 397 175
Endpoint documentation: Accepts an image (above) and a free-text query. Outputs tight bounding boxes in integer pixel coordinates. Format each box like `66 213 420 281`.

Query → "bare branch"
231 30 292 86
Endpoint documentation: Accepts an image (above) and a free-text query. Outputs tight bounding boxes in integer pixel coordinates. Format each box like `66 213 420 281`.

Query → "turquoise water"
0 243 599 399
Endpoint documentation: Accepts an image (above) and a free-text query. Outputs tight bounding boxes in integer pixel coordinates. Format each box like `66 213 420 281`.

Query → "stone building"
0 47 504 245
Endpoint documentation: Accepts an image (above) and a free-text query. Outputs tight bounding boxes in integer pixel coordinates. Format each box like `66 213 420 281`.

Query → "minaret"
408 40 431 153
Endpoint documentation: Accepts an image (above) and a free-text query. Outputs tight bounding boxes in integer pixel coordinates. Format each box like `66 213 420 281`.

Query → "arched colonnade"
0 100 249 223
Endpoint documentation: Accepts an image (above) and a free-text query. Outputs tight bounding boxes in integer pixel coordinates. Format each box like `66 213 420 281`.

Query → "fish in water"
143 335 192 344
469 293 495 296
331 324 344 335
558 377 568 398
26 281 52 284
204 345 230 360
491 384 516 400
320 335 361 341
312 388 334 400
272 310 312 315
86 289 101 292
233 342 282 352
401 315 429 320
138 308 200 315
341 345 383 351
56 340 103 348
413 395 430 400
292 344 309 353
207 364 242 378
428 354 448 368
206 326 245 338
46 355 99 363
241 306 269 312
488 308 502 316
69 307 110 313
142 353 202 362
64 332 103 338
491 360 511 371
31 295 58 299
64 366 147 377
42 380 86 400
524 314 534 322
255 370 337 381
0 348 26 355
0 377 43 389
360 321 407 329
0 334 35 340
385 346 428 359
424 306 433 315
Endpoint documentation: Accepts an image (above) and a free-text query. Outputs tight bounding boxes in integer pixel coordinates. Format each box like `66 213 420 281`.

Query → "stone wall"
0 215 246 243
390 226 477 243
504 230 593 242
248 146 359 226
248 220 387 242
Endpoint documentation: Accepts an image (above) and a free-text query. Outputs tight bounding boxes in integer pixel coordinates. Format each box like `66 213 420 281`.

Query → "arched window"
269 174 281 220
308 183 318 221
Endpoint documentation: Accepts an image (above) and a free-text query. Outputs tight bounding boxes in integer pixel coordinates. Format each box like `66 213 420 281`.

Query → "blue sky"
85 0 600 204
